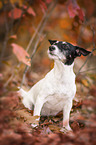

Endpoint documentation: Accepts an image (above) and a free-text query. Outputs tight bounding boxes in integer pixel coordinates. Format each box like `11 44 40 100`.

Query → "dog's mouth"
48 49 54 56
49 52 54 55
48 50 66 64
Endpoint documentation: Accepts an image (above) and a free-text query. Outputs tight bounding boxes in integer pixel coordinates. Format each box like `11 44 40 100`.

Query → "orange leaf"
12 43 31 66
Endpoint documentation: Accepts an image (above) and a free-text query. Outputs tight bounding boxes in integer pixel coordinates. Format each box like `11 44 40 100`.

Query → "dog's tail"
18 87 33 110
19 87 27 98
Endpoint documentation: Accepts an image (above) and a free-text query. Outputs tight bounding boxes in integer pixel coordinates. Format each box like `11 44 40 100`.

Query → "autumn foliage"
0 0 96 144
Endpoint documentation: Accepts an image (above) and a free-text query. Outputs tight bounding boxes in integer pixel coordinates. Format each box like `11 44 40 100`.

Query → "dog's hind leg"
19 88 33 110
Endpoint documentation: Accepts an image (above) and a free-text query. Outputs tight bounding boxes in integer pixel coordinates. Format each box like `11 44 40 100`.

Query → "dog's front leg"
31 96 44 128
33 96 44 117
62 100 72 131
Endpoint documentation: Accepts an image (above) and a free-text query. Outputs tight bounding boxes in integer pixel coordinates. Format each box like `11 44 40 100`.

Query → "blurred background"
0 0 96 90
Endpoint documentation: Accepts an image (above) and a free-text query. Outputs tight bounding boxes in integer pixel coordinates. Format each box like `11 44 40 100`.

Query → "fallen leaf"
48 124 60 132
71 121 80 131
89 85 96 96
16 109 39 125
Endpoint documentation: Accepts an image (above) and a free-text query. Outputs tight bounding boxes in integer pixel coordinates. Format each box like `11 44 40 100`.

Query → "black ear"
75 46 91 57
48 40 57 45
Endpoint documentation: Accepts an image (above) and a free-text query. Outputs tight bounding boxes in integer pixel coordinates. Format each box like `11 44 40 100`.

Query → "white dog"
19 40 91 131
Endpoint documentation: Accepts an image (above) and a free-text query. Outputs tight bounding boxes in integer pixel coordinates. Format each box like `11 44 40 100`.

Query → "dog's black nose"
49 46 55 51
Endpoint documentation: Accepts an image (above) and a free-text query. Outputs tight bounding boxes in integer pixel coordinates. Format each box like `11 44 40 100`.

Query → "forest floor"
0 63 96 145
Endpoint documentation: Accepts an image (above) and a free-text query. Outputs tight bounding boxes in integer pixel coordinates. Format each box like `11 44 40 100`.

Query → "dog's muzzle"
49 46 55 51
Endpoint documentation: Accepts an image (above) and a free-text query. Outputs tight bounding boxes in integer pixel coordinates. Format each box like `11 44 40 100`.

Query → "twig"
76 26 96 76
4 1 57 88
4 73 15 88
15 2 29 33
26 11 47 52
77 67 96 74
20 0 58 88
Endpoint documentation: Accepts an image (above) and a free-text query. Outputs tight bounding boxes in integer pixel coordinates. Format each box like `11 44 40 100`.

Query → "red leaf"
11 43 31 66
67 3 76 18
67 0 84 21
40 0 47 9
8 8 22 19
40 0 47 13
78 9 85 22
27 7 36 16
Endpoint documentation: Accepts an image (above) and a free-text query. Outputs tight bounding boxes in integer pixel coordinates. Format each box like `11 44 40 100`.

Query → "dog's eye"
66 52 71 59
62 45 68 50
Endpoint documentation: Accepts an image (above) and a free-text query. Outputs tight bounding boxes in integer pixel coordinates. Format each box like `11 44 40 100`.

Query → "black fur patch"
54 41 76 65
49 40 91 66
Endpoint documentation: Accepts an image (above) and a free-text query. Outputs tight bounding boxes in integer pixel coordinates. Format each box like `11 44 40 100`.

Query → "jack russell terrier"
19 40 91 131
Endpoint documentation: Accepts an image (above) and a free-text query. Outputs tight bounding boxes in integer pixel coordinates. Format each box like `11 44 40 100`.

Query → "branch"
20 0 58 88
76 26 96 76
26 10 47 52
77 67 96 74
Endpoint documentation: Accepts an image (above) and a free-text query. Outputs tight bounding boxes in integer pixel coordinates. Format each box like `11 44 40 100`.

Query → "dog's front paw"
60 126 72 133
31 116 40 128
31 123 38 128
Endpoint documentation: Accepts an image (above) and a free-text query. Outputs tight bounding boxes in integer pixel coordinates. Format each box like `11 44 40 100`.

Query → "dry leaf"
49 124 60 132
16 109 39 125
12 43 31 66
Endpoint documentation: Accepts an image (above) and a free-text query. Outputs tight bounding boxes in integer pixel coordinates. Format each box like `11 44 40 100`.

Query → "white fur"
19 59 76 130
62 42 66 44
48 47 66 61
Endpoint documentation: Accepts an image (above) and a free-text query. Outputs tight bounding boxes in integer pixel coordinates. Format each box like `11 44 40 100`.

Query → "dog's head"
48 40 91 65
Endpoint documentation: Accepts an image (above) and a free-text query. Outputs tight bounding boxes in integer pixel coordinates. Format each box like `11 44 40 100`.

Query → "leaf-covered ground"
0 68 96 145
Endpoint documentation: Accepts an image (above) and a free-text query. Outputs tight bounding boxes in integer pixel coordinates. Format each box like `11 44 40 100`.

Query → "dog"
19 40 91 131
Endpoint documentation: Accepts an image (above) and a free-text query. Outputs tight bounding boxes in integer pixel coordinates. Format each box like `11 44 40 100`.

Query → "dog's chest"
41 71 76 116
